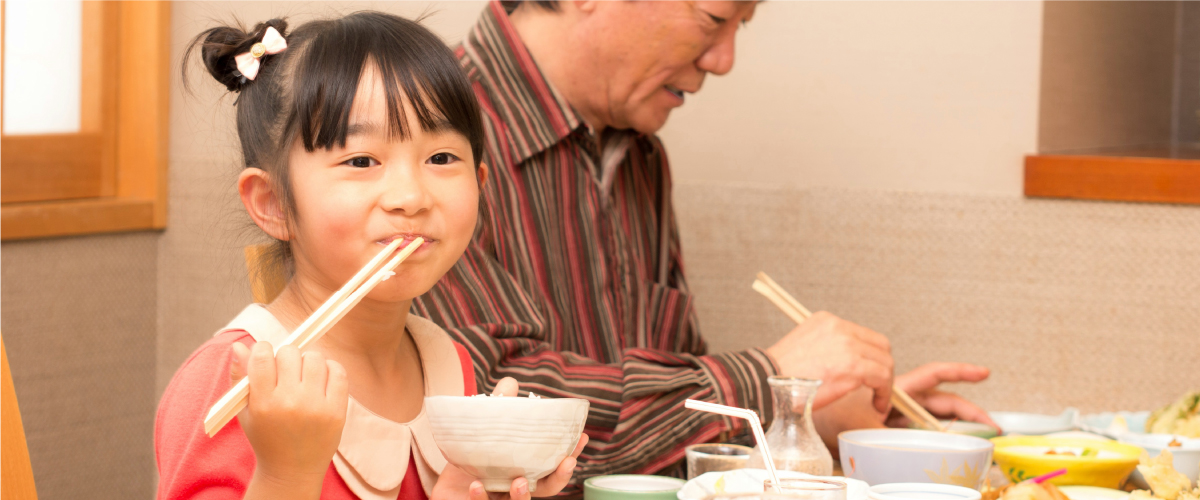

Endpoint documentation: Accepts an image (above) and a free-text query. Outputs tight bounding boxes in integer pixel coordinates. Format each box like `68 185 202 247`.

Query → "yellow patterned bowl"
991 436 1142 489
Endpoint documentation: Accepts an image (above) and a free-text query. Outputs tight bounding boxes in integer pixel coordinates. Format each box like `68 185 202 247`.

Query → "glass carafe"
746 377 833 475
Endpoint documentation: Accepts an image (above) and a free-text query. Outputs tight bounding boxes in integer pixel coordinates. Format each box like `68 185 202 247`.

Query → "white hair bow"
234 26 287 81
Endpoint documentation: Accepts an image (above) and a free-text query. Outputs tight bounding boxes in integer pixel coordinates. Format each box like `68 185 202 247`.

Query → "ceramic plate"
676 469 869 500
989 409 1078 435
1077 412 1150 436
908 420 1000 439
1058 486 1130 500
587 475 686 500
867 483 982 499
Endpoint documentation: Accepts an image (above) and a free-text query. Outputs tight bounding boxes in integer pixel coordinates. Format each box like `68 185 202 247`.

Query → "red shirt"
156 325 476 500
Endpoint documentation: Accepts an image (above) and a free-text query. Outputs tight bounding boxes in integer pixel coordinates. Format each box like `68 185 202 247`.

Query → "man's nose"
381 166 432 216
696 29 736 76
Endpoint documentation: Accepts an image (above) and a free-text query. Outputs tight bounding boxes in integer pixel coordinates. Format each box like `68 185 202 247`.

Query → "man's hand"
765 312 894 413
890 362 996 429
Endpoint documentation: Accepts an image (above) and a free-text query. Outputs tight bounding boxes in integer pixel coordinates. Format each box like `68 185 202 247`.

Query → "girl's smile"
377 233 438 253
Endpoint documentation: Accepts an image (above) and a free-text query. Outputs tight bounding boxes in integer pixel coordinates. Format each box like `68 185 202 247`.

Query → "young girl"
157 12 584 500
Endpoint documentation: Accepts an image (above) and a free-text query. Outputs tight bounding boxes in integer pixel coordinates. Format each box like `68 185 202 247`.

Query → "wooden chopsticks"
203 237 424 437
751 272 946 433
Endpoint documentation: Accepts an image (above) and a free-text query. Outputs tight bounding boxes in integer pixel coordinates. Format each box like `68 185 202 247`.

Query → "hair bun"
191 19 288 92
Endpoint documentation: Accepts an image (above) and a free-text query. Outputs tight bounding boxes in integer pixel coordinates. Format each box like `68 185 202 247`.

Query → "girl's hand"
230 341 349 485
431 377 590 500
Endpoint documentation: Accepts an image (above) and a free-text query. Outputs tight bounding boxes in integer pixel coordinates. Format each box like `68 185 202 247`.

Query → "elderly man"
413 0 993 491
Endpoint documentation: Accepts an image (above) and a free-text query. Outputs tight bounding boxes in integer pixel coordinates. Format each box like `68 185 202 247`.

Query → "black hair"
501 1 559 14
184 11 485 274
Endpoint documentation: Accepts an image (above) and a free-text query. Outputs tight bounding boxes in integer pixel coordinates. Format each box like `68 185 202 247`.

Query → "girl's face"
284 67 483 303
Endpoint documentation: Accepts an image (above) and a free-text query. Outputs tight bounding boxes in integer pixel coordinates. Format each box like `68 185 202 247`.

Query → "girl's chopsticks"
202 237 424 437
751 272 947 433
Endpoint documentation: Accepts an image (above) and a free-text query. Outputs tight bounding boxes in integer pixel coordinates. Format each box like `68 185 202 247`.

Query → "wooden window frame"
1025 154 1200 205
1 1 170 241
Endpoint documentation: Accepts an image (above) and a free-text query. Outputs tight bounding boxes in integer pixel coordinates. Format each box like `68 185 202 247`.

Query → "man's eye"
427 152 460 165
705 12 727 25
343 156 379 168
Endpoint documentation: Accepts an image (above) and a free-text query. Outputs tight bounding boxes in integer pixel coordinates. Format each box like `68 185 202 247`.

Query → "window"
1 1 170 240
1026 1 1200 205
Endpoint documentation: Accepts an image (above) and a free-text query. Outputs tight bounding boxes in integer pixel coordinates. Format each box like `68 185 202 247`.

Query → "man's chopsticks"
751 272 946 433
202 237 424 437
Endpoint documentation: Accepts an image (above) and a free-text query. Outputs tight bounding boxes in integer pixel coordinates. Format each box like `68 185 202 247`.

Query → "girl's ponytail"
185 19 289 93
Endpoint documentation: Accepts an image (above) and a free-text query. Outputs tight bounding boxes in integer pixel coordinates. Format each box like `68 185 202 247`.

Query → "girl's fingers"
467 481 488 500
248 341 278 393
571 434 589 458
539 456 575 496
230 342 251 383
325 359 349 407
508 477 530 500
301 351 328 388
533 435 585 497
274 344 302 387
492 377 519 397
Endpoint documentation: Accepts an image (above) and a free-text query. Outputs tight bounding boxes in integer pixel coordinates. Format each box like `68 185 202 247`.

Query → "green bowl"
584 475 686 500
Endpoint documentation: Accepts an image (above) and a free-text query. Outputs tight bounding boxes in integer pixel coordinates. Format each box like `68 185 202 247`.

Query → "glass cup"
685 443 753 479
763 478 847 500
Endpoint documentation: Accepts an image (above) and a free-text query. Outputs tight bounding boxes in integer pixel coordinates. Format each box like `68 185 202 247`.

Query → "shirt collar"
460 1 586 164
218 305 465 500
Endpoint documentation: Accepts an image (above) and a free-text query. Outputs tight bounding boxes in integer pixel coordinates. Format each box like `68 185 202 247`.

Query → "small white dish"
1077 411 1151 436
1119 433 1200 487
1044 431 1112 441
867 483 981 500
676 469 869 500
587 475 686 500
989 409 1078 435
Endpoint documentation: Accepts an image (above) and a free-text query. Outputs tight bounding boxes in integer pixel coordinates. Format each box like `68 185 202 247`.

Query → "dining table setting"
413 273 1200 500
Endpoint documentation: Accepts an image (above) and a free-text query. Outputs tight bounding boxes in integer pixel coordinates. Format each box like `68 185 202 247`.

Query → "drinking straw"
684 399 782 493
1029 468 1068 484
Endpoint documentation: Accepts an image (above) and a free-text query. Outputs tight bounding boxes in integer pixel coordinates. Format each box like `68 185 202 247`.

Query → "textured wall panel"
1 233 157 500
676 183 1200 414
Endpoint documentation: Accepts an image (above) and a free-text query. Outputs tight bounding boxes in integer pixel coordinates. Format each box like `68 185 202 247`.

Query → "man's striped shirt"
412 2 778 491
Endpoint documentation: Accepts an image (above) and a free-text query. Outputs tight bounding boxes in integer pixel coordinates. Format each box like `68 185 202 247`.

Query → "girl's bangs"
288 12 483 163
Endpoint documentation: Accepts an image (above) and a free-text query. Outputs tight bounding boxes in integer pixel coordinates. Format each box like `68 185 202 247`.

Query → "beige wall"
675 184 1200 414
659 1 1044 195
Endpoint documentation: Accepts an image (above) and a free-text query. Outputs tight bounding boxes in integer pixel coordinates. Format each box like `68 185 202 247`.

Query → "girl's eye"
427 152 460 165
342 156 379 169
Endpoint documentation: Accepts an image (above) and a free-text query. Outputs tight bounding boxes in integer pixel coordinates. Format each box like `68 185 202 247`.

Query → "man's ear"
476 162 490 190
238 168 290 241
